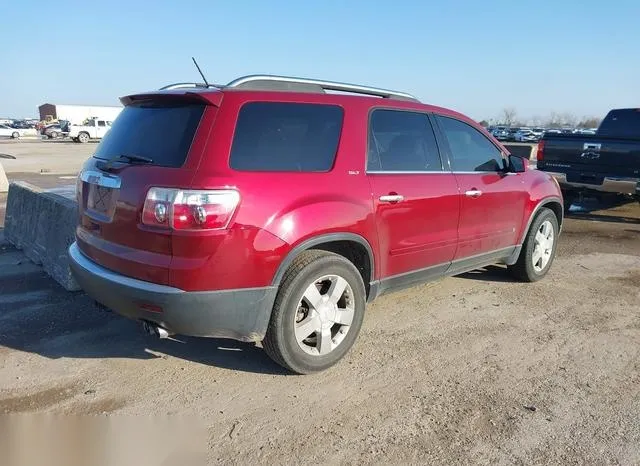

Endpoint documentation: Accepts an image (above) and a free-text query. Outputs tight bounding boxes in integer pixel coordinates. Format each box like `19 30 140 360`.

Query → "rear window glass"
597 109 640 138
229 102 343 172
93 102 205 168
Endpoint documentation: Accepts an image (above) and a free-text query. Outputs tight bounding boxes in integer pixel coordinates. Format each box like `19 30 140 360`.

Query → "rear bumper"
546 172 640 196
68 242 277 342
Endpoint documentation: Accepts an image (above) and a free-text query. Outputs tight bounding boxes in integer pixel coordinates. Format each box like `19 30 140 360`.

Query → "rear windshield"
597 109 640 138
229 102 344 172
93 102 205 168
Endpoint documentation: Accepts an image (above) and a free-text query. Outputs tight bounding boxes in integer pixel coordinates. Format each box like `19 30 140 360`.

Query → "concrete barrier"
4 181 80 291
0 163 8 192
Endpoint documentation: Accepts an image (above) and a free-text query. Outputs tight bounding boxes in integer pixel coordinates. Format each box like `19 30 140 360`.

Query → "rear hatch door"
76 93 218 284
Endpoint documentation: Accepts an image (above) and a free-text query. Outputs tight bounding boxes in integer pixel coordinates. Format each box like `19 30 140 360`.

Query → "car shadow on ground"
0 265 288 375
565 211 640 225
456 265 519 283
564 197 640 225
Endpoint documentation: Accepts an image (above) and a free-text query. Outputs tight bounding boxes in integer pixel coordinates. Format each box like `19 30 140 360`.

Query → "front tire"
263 250 366 374
508 207 559 282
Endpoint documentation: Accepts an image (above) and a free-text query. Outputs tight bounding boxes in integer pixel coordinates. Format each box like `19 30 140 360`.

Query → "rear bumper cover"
546 172 640 195
68 242 277 342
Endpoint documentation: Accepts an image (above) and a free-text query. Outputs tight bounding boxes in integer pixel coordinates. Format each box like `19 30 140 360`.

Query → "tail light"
142 188 240 231
536 140 545 161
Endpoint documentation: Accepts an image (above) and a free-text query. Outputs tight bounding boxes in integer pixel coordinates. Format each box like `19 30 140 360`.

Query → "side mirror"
506 154 527 173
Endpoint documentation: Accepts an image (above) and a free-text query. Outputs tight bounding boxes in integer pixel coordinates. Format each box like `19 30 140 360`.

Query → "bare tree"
545 112 563 128
560 112 577 127
577 117 601 128
500 107 518 126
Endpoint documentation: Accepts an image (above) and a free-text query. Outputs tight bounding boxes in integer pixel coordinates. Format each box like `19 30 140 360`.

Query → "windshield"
93 102 205 168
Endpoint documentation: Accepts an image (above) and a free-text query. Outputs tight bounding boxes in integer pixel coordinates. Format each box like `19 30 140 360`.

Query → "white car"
530 128 546 138
68 117 113 143
513 129 538 142
0 124 26 139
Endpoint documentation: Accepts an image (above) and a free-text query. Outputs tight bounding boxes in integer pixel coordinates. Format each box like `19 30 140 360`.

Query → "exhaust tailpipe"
142 321 169 339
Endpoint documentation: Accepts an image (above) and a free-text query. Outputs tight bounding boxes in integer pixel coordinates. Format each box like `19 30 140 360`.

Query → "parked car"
537 107 640 211
492 127 510 141
530 128 546 139
68 117 113 143
43 124 69 139
10 120 34 129
68 74 564 374
514 129 538 142
573 128 596 135
506 127 523 141
0 124 26 139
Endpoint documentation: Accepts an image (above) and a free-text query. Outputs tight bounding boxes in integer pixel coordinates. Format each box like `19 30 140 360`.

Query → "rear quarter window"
229 102 344 172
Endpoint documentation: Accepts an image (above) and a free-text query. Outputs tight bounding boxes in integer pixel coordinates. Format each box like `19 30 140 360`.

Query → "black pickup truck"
536 108 640 211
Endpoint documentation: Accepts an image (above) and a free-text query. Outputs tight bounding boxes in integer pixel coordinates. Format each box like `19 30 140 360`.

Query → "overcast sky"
1 0 638 121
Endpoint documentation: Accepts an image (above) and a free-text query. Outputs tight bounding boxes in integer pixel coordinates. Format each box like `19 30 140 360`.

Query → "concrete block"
5 181 80 291
0 162 8 193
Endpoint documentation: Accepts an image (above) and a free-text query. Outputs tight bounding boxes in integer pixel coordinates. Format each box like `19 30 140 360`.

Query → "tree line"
479 108 602 129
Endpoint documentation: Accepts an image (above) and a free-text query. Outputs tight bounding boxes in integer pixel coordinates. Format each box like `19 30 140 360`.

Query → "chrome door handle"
379 194 404 203
465 189 482 198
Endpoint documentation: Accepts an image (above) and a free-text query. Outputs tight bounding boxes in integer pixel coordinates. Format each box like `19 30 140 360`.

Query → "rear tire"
508 207 559 282
49 131 58 139
263 250 366 374
78 132 90 143
11 131 19 139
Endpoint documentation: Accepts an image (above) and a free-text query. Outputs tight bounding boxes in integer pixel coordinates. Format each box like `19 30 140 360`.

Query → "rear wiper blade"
97 154 154 172
115 154 154 164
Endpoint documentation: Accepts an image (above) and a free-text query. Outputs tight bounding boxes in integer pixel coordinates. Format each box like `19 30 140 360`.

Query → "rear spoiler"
120 88 223 107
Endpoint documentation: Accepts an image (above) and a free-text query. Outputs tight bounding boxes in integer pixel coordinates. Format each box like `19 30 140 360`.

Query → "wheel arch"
518 196 564 245
271 233 376 298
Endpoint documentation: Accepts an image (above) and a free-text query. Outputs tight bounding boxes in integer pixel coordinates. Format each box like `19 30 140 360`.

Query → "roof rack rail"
159 82 221 90
159 75 419 102
225 75 419 102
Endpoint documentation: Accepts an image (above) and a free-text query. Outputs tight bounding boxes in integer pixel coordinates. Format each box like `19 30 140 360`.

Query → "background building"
38 103 122 124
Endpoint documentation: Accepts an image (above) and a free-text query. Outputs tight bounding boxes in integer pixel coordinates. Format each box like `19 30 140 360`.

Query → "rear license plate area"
86 184 118 220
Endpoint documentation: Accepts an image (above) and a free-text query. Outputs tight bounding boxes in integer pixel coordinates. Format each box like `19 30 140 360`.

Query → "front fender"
517 170 564 245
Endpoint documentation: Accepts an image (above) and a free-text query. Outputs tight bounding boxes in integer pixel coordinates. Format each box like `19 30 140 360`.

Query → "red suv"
68 75 563 374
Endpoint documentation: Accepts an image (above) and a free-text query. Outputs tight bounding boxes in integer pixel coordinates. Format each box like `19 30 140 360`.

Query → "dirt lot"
0 141 639 464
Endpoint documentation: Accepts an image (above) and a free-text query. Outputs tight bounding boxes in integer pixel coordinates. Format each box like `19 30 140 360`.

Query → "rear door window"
229 102 343 172
93 102 205 168
367 109 443 172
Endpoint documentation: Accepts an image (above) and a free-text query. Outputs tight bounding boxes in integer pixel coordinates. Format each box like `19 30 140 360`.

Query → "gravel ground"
0 142 638 464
